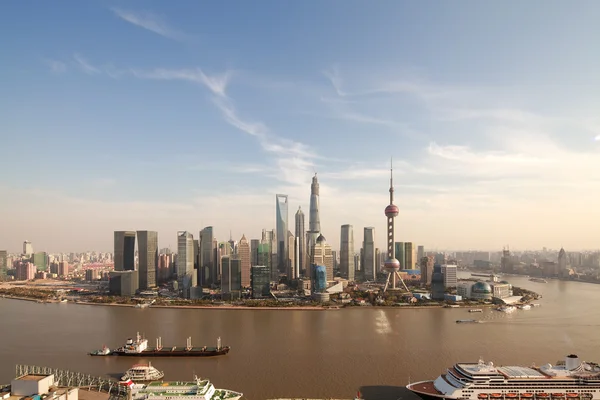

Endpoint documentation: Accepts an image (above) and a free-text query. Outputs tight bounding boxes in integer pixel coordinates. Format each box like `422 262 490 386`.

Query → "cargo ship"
89 333 230 357
407 354 600 400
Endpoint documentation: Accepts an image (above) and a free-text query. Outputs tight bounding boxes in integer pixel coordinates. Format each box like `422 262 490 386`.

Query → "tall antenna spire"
389 157 394 204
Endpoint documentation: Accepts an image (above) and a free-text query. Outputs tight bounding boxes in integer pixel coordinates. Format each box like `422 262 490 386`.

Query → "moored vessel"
456 319 480 324
126 375 242 400
121 362 164 382
89 333 230 357
469 309 483 313
407 354 599 400
89 345 111 356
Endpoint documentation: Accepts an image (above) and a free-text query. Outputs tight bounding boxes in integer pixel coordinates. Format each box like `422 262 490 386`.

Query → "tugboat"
121 362 164 382
89 345 111 356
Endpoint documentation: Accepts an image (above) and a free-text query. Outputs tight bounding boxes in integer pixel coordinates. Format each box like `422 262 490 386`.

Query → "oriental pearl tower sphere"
383 160 409 292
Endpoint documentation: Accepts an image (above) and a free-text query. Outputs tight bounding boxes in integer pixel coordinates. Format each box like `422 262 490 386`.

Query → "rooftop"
498 366 545 379
16 374 49 381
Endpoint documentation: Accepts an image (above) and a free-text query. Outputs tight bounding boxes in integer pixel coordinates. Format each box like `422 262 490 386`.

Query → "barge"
89 333 230 357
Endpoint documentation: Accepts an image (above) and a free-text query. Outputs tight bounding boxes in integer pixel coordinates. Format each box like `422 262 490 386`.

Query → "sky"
1 1 600 254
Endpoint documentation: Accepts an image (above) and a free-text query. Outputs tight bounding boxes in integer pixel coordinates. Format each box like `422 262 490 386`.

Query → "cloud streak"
73 54 101 75
111 8 184 40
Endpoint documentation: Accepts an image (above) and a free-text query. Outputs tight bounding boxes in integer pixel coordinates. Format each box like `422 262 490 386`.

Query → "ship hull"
91 347 230 357
407 381 457 400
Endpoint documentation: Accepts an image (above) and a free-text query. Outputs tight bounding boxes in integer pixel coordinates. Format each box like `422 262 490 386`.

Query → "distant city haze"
2 2 600 253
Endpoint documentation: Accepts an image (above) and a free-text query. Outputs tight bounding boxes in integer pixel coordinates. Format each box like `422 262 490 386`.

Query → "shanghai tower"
306 173 321 276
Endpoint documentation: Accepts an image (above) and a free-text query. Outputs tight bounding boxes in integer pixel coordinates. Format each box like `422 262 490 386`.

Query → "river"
1 273 599 400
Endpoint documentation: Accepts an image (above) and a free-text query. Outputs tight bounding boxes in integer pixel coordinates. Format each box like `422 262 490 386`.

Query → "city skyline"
2 2 600 253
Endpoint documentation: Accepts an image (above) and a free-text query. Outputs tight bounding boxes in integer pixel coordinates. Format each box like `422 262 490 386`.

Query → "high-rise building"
431 264 445 300
309 174 321 233
114 231 136 271
257 242 271 278
251 266 271 298
137 231 158 290
395 242 406 269
238 235 251 287
23 241 33 256
287 232 297 280
58 261 69 277
16 262 36 280
420 256 434 286
275 194 289 274
312 265 327 293
177 231 194 297
441 264 458 287
221 256 241 300
340 224 355 281
311 234 334 282
362 227 376 281
404 242 416 269
0 250 7 278
200 227 215 286
417 245 425 262
295 207 305 274
250 239 259 266
32 252 48 271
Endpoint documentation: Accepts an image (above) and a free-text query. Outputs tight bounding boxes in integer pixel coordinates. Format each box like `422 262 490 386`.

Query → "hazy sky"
2 1 600 254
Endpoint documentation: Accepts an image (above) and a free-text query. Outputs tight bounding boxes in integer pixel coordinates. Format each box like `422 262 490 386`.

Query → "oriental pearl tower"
383 160 410 292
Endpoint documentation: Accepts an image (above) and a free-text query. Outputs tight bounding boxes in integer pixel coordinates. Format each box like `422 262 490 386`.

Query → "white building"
441 264 458 287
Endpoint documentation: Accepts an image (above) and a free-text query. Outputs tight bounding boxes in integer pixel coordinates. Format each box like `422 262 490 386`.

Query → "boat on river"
89 333 230 357
407 354 599 400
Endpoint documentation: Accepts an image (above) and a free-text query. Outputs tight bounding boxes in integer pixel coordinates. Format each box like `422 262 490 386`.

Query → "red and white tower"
383 160 409 292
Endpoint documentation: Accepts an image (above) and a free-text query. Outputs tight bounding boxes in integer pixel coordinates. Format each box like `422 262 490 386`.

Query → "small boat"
506 394 518 398
491 394 502 398
551 395 565 398
456 319 480 324
522 394 534 398
537 393 549 397
60 299 68 303
121 362 164 382
519 304 532 310
135 303 150 309
89 345 111 356
478 394 489 399
532 303 542 307
354 391 364 400
566 394 579 398
469 309 483 313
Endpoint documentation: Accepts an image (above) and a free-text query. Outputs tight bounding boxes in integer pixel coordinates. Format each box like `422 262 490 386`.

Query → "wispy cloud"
111 8 184 40
73 54 101 75
130 68 231 96
44 58 67 73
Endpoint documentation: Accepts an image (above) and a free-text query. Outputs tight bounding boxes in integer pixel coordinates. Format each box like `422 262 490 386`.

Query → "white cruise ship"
407 354 600 400
127 376 242 400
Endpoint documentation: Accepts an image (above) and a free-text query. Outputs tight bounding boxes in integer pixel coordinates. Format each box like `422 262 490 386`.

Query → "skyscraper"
309 174 321 233
200 226 215 286
340 224 355 281
238 234 251 287
137 231 158 290
114 231 136 271
275 194 289 274
404 242 416 269
23 241 33 256
362 227 376 281
177 231 194 297
295 207 305 274
420 256 434 286
417 245 425 263
250 239 259 266
311 234 334 281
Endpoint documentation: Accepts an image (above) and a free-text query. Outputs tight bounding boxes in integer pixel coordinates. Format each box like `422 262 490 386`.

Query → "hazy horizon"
2 1 600 254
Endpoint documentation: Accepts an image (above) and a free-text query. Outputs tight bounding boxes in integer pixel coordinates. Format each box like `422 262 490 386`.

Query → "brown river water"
1 273 599 400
